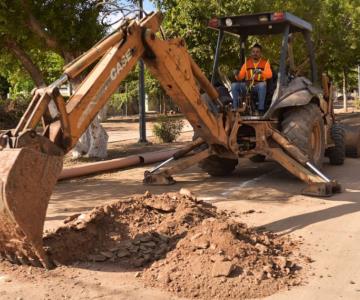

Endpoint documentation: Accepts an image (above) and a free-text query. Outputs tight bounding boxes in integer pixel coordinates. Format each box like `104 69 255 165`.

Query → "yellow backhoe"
0 11 353 268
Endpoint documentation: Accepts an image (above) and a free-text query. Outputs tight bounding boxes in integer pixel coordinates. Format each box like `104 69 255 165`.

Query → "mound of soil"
44 190 217 265
143 218 304 299
44 190 308 299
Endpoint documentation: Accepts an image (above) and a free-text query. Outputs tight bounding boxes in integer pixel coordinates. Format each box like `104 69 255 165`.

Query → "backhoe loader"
0 11 351 268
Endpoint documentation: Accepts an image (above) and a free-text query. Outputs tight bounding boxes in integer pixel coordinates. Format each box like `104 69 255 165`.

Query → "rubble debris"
44 192 217 266
211 261 235 277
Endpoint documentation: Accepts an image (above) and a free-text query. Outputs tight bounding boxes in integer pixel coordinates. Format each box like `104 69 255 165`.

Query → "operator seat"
213 80 233 105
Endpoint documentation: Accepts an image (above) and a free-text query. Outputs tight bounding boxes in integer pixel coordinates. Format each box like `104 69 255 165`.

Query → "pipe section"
59 149 177 180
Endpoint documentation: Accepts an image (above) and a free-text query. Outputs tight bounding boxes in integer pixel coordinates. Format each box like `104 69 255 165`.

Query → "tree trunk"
4 37 46 88
71 79 109 159
163 95 167 114
72 113 109 159
343 68 348 112
358 65 360 100
98 104 109 122
26 13 59 50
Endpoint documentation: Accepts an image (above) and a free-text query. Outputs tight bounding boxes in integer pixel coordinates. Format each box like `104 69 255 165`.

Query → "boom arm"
2 12 227 154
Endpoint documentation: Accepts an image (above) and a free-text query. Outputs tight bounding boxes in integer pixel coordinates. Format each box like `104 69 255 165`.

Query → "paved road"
41 155 360 300
1 118 359 299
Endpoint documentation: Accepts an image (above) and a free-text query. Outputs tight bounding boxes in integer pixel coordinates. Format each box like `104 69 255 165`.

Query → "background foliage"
157 0 359 86
152 115 184 143
0 0 359 108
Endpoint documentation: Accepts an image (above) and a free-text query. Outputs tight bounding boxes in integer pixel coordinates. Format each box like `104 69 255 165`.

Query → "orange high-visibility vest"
245 58 268 82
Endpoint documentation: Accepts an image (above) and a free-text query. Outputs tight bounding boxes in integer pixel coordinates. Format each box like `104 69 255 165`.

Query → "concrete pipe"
58 149 178 180
140 149 177 164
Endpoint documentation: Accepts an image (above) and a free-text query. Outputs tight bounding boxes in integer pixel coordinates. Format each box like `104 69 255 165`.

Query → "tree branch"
20 0 59 49
3 36 46 88
20 0 74 62
26 12 60 51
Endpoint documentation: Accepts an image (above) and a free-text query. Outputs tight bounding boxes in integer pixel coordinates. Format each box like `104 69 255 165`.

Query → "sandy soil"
1 118 360 299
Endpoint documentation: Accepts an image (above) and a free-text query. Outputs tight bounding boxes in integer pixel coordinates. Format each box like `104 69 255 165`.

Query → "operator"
231 43 272 114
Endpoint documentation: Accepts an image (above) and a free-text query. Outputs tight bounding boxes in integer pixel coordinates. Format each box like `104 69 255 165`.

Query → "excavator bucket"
0 147 63 268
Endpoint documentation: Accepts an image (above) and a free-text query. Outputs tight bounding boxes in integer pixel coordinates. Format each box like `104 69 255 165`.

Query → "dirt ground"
1 117 360 299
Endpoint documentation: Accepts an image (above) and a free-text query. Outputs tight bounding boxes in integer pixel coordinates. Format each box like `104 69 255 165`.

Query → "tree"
156 0 257 75
154 0 359 88
0 0 110 158
0 76 10 100
0 0 106 86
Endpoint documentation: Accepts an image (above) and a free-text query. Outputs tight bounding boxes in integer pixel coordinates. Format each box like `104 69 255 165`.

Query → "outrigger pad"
0 147 63 268
302 181 342 197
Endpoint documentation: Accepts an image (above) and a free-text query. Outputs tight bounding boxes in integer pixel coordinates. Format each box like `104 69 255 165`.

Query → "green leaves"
152 115 184 143
0 0 106 96
1 0 358 102
154 0 359 86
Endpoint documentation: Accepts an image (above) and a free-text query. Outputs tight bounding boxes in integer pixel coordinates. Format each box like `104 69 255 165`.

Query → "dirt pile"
142 217 304 299
44 190 308 299
44 190 217 265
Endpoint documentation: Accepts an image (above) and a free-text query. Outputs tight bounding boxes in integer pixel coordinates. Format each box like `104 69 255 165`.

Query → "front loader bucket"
0 148 63 268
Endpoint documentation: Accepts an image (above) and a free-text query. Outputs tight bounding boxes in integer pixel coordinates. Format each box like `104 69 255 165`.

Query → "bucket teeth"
17 255 30 266
12 254 21 265
29 258 43 268
5 252 18 265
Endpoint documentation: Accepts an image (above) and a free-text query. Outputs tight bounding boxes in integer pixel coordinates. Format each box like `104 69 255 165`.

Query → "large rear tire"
198 155 238 177
281 103 325 168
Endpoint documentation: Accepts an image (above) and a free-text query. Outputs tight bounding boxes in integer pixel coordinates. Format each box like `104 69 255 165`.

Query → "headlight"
225 18 233 27
258 15 269 22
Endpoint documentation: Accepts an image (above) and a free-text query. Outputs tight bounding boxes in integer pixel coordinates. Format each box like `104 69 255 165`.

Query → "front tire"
198 155 238 177
193 132 238 177
281 103 325 168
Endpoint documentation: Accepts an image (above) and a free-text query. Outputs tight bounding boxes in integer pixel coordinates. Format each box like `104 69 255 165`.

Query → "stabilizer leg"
144 148 211 185
265 147 341 197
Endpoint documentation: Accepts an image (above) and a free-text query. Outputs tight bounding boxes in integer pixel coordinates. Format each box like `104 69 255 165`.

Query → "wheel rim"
310 121 322 163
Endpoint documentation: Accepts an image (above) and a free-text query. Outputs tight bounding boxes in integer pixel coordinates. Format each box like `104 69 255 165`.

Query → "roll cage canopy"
208 12 313 36
208 11 318 96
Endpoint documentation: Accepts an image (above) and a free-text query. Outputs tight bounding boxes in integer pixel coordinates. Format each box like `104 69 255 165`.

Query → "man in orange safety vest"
231 43 272 114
